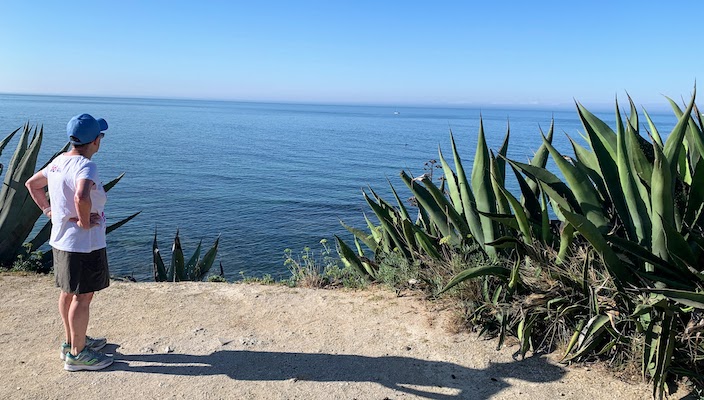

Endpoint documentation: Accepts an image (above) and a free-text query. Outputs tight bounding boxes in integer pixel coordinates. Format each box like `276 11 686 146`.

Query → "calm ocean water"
0 94 678 281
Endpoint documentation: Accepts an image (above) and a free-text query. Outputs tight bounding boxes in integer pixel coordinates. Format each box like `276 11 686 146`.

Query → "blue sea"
0 94 678 281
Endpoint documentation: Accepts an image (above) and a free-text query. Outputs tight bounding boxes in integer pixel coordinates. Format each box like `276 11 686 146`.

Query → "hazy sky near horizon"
0 1 701 108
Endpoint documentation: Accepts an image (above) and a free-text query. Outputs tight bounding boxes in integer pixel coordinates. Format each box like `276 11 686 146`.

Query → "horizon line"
0 91 673 113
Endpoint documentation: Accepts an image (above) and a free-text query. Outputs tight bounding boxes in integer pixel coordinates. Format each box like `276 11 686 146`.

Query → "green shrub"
9 243 47 273
282 239 370 289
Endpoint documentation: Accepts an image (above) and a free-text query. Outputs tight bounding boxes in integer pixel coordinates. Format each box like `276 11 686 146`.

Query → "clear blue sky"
0 1 701 108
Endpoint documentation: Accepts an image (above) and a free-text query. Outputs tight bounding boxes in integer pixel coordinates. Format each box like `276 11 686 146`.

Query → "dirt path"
0 273 669 399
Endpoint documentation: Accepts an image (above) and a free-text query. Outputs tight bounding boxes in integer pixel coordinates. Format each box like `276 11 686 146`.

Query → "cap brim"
96 118 108 131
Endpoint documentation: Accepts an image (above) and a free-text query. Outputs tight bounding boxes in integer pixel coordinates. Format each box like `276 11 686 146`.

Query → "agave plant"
0 124 54 264
337 117 558 281
469 92 704 398
0 123 140 267
338 90 704 398
539 93 704 398
152 228 220 282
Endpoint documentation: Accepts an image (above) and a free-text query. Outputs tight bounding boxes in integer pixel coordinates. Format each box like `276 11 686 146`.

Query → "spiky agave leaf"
412 225 442 261
526 119 554 197
437 265 510 295
0 126 22 158
335 234 373 279
489 151 510 218
684 160 704 229
471 118 498 258
105 211 141 234
171 229 185 281
386 178 411 221
504 157 580 215
577 104 634 238
339 220 377 252
363 190 411 260
651 143 675 265
493 176 532 242
418 174 470 237
616 105 651 245
438 145 463 216
185 239 203 280
651 311 676 400
563 314 612 361
152 228 167 282
576 102 618 158
0 125 43 264
663 89 697 180
449 131 485 250
542 133 608 230
400 171 456 243
193 235 220 280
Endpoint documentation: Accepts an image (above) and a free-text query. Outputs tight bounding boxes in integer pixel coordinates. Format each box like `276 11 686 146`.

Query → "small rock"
218 338 233 346
240 336 259 346
405 346 412 351
165 346 174 353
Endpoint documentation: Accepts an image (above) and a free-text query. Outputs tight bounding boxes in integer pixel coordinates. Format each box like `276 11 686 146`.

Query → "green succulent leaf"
449 131 485 251
340 220 377 252
152 228 168 282
438 145 463 216
171 230 185 281
471 119 498 258
106 211 141 235
195 235 220 280
504 158 580 214
103 173 125 192
644 288 704 309
437 265 510 295
364 189 412 259
564 314 612 361
185 239 203 280
543 133 608 230
616 105 651 245
335 234 373 279
400 171 455 245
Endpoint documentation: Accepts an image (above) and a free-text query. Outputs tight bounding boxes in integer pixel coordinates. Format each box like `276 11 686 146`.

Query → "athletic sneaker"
60 336 108 360
64 348 113 371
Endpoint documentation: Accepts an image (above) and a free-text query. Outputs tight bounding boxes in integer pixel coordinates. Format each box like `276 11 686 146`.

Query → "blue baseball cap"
67 113 108 145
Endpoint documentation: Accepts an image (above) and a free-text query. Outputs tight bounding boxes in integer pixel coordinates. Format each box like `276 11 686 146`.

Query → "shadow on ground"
109 347 566 399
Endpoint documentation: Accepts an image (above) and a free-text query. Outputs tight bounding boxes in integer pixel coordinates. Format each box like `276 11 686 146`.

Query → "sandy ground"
0 273 683 400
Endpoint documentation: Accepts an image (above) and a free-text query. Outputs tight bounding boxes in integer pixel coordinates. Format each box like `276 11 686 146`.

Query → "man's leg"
58 291 72 344
68 292 94 356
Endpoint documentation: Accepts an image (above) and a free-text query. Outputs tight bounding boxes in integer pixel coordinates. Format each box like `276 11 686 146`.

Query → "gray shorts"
53 247 110 294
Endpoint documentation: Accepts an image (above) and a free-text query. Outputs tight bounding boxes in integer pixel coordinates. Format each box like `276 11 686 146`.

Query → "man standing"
25 113 113 371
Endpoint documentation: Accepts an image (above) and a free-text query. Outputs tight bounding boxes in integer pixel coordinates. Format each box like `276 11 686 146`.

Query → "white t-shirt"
42 154 107 253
